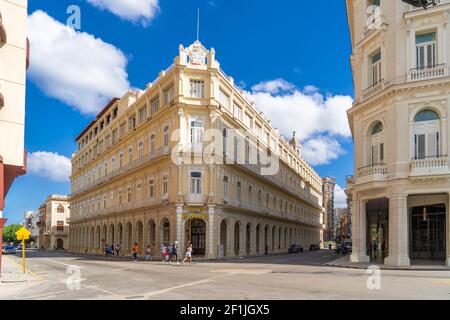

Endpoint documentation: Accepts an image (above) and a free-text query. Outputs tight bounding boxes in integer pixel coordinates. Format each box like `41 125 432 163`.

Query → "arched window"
366 121 384 166
413 109 440 160
57 204 65 214
414 110 439 122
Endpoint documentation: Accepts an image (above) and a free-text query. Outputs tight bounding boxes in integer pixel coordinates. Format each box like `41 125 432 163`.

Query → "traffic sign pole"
22 238 25 274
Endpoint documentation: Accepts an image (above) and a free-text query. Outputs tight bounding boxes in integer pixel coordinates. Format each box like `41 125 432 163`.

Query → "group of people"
104 244 121 257
161 241 193 266
105 241 193 264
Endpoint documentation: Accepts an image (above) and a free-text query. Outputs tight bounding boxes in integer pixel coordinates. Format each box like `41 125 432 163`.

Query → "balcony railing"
357 163 388 177
408 64 448 82
410 156 449 177
71 147 170 197
362 80 385 100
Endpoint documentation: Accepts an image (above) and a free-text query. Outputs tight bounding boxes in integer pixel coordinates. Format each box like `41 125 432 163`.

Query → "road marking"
143 273 233 298
43 259 82 268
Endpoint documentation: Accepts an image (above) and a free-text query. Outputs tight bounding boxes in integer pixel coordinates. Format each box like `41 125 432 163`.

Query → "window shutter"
379 143 384 162
372 145 379 165
427 132 437 158
417 134 426 159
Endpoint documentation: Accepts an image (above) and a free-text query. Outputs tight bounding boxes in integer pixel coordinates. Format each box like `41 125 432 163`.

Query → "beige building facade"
39 195 70 250
346 0 450 266
0 0 28 215
69 41 324 258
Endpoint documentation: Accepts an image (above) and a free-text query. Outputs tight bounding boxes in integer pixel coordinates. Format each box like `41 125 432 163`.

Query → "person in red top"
132 243 139 261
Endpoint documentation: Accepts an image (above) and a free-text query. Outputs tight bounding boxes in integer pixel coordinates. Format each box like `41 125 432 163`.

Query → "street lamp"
401 0 437 9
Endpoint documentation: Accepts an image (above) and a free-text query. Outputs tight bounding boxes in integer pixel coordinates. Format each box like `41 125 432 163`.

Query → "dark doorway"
186 219 206 256
366 198 389 263
410 204 446 262
56 239 64 250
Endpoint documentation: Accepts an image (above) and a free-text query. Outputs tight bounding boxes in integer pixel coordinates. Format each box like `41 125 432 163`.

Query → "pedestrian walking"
115 243 120 256
161 243 167 263
145 245 152 261
264 244 269 256
168 243 174 265
181 243 193 265
172 241 180 265
104 244 110 257
132 242 139 261
110 244 114 256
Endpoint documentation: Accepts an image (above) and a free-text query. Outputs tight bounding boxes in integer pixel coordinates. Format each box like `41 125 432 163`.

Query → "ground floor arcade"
351 190 450 266
68 204 321 259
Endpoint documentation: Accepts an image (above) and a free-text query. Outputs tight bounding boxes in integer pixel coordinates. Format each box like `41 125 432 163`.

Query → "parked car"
344 241 352 252
288 244 304 253
309 244 320 251
335 243 342 253
2 246 16 255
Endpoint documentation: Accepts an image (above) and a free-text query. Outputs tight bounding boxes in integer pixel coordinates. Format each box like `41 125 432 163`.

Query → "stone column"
208 205 215 258
176 204 183 249
385 194 410 266
446 192 450 267
350 199 370 263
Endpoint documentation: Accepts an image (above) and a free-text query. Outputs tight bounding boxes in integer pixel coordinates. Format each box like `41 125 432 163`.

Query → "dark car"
2 246 16 255
309 244 320 251
288 244 304 253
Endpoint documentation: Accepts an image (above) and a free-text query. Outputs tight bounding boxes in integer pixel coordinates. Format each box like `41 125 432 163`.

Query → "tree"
2 224 23 243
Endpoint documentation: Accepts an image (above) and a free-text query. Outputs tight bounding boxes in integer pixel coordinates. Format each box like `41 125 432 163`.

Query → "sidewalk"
326 254 450 271
0 255 41 299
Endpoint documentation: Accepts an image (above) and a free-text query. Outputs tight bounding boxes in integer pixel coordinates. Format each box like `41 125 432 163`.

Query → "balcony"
362 80 385 100
356 164 389 184
71 147 170 197
408 65 449 82
410 156 449 178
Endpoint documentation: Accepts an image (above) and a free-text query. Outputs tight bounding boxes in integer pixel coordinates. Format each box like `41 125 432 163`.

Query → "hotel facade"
69 41 324 258
346 0 450 266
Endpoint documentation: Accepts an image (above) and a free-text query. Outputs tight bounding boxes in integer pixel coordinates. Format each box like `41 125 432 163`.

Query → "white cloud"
27 10 130 115
301 136 345 166
246 80 353 165
251 79 295 94
27 151 71 182
334 184 348 209
87 0 160 26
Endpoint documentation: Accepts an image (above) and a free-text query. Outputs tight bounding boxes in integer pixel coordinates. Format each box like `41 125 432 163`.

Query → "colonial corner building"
346 0 450 266
68 41 324 259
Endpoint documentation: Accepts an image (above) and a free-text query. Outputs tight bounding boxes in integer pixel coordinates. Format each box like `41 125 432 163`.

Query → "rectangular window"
190 172 202 194
112 129 118 144
163 126 169 148
138 140 144 158
190 79 205 98
164 85 174 105
218 88 230 108
415 134 426 160
149 179 154 198
223 176 229 199
151 97 160 114
244 113 253 129
128 146 133 163
149 133 156 153
162 176 168 195
127 185 132 203
379 143 384 162
119 122 126 138
233 103 242 119
416 32 436 69
118 189 122 206
139 107 147 123
129 116 136 131
370 51 382 86
190 120 204 144
237 182 241 204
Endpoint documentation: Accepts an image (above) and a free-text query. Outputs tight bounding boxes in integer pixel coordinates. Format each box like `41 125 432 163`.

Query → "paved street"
1 250 450 300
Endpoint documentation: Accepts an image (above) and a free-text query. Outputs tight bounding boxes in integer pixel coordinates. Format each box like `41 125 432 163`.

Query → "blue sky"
4 0 354 224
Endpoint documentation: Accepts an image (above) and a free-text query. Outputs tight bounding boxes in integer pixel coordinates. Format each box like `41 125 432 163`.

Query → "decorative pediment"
187 40 208 65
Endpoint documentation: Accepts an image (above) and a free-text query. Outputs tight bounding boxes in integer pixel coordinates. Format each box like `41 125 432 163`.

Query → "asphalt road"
2 250 450 300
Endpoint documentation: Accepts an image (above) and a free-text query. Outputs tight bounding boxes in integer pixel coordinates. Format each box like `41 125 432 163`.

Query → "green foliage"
2 224 23 243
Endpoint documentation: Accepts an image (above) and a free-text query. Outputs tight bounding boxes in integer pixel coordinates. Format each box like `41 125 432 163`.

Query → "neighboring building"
334 208 349 242
23 210 39 246
36 203 47 249
322 177 336 241
39 195 70 250
69 41 324 258
0 0 28 217
346 0 450 266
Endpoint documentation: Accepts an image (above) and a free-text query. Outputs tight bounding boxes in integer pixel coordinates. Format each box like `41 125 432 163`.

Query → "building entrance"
185 219 206 256
366 198 389 263
410 204 446 262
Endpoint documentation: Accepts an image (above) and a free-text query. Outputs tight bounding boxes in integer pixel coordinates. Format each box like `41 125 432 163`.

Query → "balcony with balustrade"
361 80 386 100
410 156 449 178
351 163 389 185
408 64 449 82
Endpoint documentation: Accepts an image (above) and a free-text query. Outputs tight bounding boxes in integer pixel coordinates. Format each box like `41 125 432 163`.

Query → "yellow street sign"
15 227 31 241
